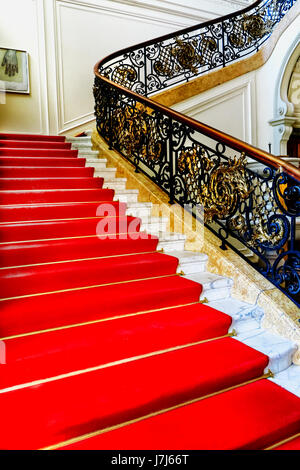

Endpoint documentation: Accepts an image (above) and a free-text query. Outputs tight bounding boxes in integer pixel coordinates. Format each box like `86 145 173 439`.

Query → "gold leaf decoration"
178 149 252 223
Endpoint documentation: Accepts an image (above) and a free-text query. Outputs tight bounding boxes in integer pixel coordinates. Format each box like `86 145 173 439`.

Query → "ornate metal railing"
94 0 300 308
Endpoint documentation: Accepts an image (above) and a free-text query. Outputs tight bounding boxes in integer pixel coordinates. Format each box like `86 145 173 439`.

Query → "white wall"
0 0 251 136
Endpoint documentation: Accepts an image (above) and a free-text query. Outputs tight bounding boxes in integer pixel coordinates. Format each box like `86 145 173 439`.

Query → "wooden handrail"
94 0 300 181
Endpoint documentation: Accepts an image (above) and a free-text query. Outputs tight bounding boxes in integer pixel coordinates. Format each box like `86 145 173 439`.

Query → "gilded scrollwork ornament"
111 65 137 88
178 149 252 223
170 38 202 74
242 13 273 42
112 104 162 162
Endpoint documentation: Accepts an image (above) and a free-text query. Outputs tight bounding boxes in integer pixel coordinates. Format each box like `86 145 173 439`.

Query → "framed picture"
0 48 30 94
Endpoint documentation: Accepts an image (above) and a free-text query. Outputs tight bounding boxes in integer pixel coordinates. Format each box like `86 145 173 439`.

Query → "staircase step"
141 217 168 234
0 148 78 158
103 178 127 191
0 166 94 178
59 380 300 451
66 136 92 144
71 143 93 151
126 202 152 219
0 188 114 205
0 337 268 449
78 150 99 157
0 233 158 267
114 189 139 203
0 140 71 150
234 330 298 374
0 201 126 224
93 166 116 175
85 156 107 166
157 232 186 252
207 298 264 333
0 215 139 243
0 234 158 267
165 250 208 274
0 157 86 167
0 252 178 298
269 364 300 399
0 303 232 389
184 272 233 301
0 275 202 337
0 133 65 142
0 177 104 190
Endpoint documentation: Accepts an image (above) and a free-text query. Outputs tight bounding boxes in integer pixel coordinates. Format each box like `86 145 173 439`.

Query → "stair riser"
0 167 94 178
0 133 65 142
78 151 99 157
0 277 202 338
0 235 158 267
0 202 127 224
0 253 178 298
178 260 207 274
0 149 78 158
0 189 114 205
200 286 232 302
0 217 140 243
0 141 71 150
0 178 104 190
103 180 127 191
0 158 86 167
71 142 92 150
141 221 168 234
114 193 139 203
157 238 186 252
86 162 112 171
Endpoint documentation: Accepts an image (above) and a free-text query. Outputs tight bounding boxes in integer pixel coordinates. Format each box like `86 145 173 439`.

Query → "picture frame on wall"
0 48 30 94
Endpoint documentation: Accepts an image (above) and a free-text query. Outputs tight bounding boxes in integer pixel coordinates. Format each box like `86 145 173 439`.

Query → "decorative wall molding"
55 0 207 134
172 76 257 145
58 0 250 23
34 0 50 135
269 36 300 155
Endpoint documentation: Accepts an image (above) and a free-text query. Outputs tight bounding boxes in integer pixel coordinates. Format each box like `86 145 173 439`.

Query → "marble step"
207 297 264 334
165 250 208 274
183 271 233 302
269 364 300 398
103 178 127 191
157 232 186 252
85 159 108 171
94 168 117 179
78 150 100 158
141 217 168 235
234 329 298 375
126 202 153 219
71 142 93 150
66 136 92 144
114 189 139 203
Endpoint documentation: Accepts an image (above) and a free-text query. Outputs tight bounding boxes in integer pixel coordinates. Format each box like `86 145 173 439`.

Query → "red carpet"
273 435 300 450
0 132 299 450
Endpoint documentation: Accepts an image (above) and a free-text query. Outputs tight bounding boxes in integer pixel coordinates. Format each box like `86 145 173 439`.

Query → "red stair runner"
273 435 300 450
0 132 299 450
0 140 72 149
58 380 300 451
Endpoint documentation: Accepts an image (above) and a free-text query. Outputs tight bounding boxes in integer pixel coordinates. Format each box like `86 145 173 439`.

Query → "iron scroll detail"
94 0 300 308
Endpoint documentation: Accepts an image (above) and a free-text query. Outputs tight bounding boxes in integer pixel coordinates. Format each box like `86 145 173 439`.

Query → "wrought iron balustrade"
94 0 300 308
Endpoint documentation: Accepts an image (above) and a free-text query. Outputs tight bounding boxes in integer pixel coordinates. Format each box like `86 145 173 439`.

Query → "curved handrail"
93 0 300 306
94 73 300 180
94 0 299 180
